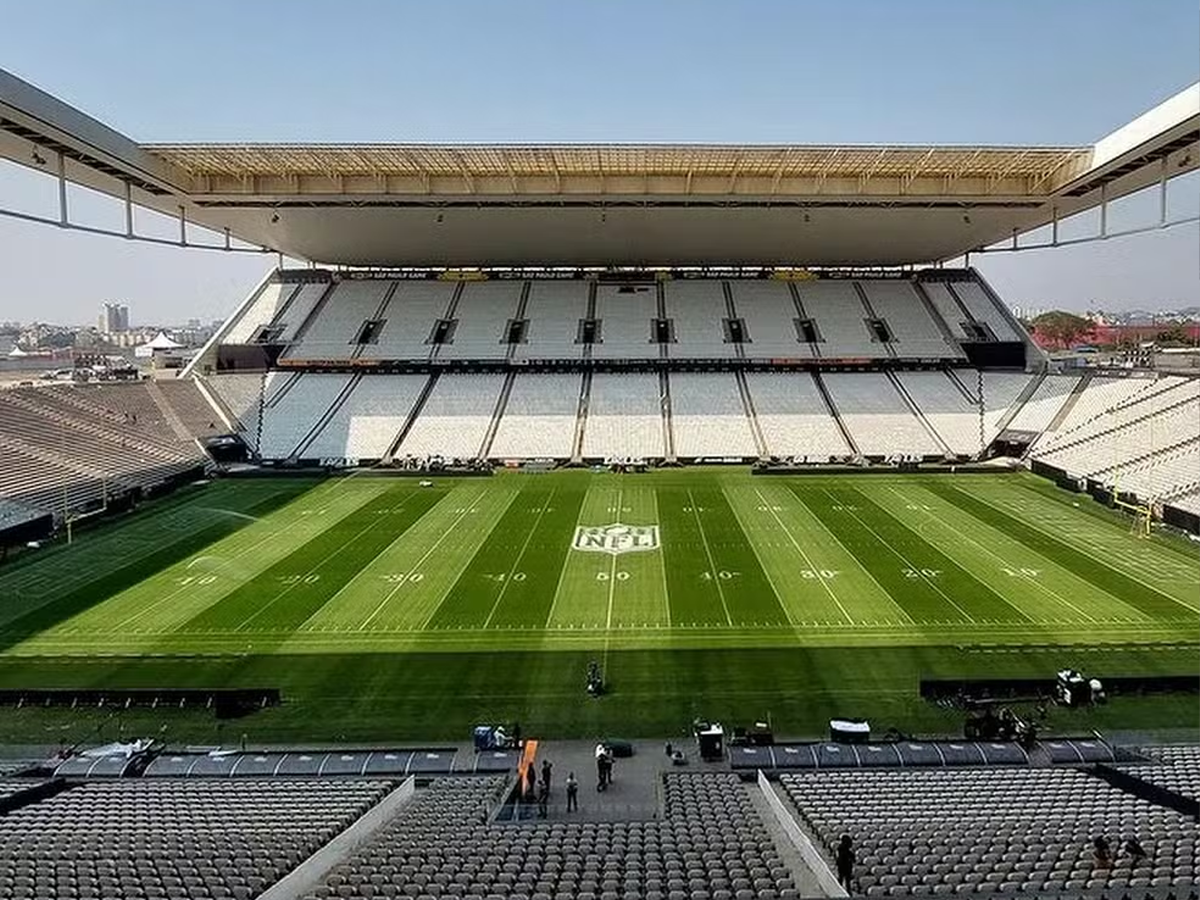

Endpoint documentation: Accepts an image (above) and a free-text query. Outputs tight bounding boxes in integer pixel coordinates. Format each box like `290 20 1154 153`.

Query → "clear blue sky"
0 0 1197 325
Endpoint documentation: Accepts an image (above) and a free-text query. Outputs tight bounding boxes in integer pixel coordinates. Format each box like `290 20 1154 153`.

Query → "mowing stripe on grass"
0 483 316 641
927 481 1197 621
179 485 437 633
790 485 1021 624
54 479 394 638
883 483 1149 625
685 486 789 626
833 486 1029 624
0 479 318 614
486 484 587 629
658 486 731 626
971 481 1200 606
427 481 566 629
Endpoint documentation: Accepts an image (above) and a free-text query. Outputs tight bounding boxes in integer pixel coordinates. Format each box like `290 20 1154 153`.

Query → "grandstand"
0 62 1198 900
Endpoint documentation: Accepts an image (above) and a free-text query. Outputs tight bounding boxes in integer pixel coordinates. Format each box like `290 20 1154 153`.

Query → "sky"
0 0 1197 326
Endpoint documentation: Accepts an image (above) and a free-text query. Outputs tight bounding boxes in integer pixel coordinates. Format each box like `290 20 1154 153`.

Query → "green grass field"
0 468 1196 744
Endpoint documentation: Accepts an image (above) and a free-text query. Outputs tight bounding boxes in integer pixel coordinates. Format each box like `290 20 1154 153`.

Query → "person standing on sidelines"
565 772 579 812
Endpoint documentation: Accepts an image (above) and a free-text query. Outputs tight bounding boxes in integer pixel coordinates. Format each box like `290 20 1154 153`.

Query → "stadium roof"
1 69 1196 267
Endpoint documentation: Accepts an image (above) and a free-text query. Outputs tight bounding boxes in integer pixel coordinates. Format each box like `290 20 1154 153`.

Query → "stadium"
0 35 1198 900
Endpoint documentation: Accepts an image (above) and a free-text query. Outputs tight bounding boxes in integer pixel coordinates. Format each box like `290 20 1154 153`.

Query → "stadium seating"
665 281 737 358
897 371 986 456
1031 377 1200 499
669 372 758 458
0 384 206 519
582 373 666 460
395 373 506 460
302 773 796 900
286 280 390 360
952 281 1023 342
796 281 888 358
860 281 963 359
358 281 458 362
436 281 522 361
490 372 582 459
1003 374 1081 434
0 778 392 900
513 281 588 360
257 372 355 459
1132 746 1200 801
780 766 1200 896
221 280 295 345
593 285 657 359
304 374 428 461
743 372 849 460
920 283 975 342
822 372 940 457
731 282 813 359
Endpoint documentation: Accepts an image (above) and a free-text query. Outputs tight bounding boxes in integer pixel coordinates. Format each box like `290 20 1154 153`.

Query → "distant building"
99 302 130 334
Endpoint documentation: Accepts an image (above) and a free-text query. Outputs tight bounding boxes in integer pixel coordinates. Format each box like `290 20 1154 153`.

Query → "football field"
0 468 1196 741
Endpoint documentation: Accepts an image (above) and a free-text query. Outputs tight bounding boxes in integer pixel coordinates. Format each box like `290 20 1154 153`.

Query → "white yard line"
605 487 623 632
752 486 851 624
233 491 417 632
884 485 1103 624
818 487 977 623
542 481 597 628
352 487 488 631
653 488 672 628
110 526 290 632
786 487 915 625
481 486 558 629
979 489 1200 613
687 488 733 626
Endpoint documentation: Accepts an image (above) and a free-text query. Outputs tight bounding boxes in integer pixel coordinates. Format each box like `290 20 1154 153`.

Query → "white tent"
135 331 184 359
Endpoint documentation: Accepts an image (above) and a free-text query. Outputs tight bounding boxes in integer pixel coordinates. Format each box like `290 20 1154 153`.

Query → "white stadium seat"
582 372 667 459
489 372 582 459
669 372 758 458
395 372 505 459
744 371 849 459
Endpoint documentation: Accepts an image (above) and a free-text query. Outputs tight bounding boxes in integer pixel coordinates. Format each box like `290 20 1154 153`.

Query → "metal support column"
57 152 68 226
124 180 134 238
1099 184 1107 238
178 206 187 246
1159 157 1168 225
1051 206 1059 246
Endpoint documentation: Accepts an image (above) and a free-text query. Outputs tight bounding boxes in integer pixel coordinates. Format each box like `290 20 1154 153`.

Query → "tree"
1030 311 1094 349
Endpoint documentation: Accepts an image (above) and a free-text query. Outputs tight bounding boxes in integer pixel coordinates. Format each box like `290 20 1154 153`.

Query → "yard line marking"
234 490 418 632
601 487 623 675
652 487 672 628
972 486 1200 613
817 487 976 623
884 485 1102 624
354 487 488 631
687 488 733 627
786 487 915 626
752 486 851 624
481 486 558 629
109 526 292 632
542 480 596 628
103 476 381 632
605 487 623 632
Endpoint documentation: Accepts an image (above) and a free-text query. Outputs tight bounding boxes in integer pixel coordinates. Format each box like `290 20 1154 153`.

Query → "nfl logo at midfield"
572 523 661 556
